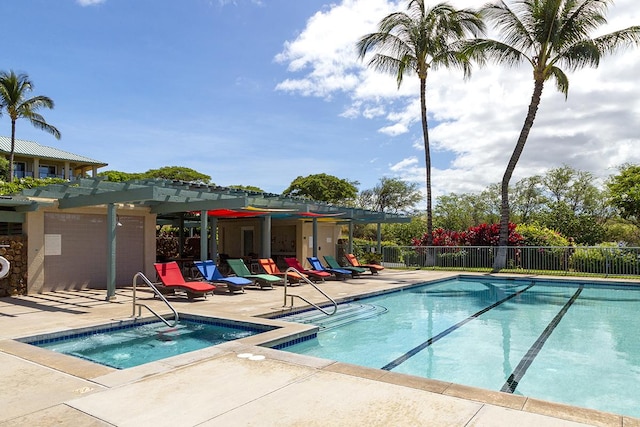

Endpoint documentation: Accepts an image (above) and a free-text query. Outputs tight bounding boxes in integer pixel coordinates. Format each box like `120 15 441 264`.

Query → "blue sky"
2 0 639 201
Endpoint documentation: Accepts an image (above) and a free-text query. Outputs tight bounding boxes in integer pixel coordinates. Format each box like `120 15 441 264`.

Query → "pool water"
278 277 640 418
25 316 269 369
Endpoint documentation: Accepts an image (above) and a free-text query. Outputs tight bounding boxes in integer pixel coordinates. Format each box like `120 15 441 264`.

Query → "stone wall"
0 236 28 297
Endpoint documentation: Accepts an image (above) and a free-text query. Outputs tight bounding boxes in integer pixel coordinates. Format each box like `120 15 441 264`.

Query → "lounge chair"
153 261 216 300
258 258 307 284
283 257 331 282
226 258 283 289
193 260 251 293
323 255 366 277
307 256 352 280
345 253 385 275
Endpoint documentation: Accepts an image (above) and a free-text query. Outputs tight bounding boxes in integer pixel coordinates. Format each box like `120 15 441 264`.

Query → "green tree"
358 177 422 214
511 175 545 223
0 70 61 181
143 166 211 183
357 1 484 244
382 215 428 245
282 173 358 204
607 163 640 226
465 1 640 270
98 170 143 182
228 185 264 193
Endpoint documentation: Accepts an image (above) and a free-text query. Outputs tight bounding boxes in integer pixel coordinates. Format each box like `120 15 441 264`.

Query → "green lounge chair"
323 255 366 277
226 258 283 289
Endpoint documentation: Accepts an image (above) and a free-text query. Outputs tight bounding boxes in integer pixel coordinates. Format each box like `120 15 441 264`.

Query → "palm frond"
28 115 61 139
462 38 529 67
547 65 569 97
481 1 536 53
593 26 640 55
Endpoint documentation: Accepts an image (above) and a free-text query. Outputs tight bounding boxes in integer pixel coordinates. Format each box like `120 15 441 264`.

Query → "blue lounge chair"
226 258 283 289
193 260 251 293
307 256 352 280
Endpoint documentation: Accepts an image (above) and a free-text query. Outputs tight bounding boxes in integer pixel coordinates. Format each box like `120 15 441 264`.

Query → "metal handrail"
132 272 179 327
283 267 337 316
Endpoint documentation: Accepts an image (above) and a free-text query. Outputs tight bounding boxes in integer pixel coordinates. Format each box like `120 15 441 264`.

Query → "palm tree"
464 0 640 271
356 1 484 246
0 70 61 181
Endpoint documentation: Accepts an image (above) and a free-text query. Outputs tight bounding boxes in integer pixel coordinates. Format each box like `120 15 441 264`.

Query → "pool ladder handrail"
283 267 337 316
132 272 179 327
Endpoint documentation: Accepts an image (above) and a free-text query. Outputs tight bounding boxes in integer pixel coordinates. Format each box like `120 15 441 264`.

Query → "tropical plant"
0 70 61 181
464 0 640 271
356 1 484 245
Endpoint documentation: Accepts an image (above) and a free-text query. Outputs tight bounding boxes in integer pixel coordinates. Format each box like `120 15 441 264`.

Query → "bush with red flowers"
412 223 523 247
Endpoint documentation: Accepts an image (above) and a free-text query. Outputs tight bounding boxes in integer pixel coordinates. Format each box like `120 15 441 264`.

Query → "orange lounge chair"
258 258 307 284
284 257 331 282
345 253 384 275
345 254 384 274
154 261 216 299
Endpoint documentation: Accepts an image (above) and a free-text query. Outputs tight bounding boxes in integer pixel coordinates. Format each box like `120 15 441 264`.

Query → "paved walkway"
1 270 638 426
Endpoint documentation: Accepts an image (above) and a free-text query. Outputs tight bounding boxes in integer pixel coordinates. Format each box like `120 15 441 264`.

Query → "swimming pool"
277 277 640 418
21 314 276 369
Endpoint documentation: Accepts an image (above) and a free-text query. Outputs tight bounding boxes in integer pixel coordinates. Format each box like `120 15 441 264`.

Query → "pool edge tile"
0 339 115 380
523 397 625 427
443 382 527 411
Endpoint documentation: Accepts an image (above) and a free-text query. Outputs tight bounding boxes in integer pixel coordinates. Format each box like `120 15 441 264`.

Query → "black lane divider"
501 285 584 394
381 283 536 371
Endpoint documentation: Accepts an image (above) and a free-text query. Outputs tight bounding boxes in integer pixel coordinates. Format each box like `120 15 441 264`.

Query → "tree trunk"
492 79 545 272
420 76 433 247
8 120 16 182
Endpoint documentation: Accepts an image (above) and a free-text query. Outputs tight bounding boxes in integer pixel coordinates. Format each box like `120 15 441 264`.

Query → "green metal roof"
0 136 107 166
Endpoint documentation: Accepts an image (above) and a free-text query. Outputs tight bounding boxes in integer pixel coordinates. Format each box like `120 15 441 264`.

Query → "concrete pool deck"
1 269 639 426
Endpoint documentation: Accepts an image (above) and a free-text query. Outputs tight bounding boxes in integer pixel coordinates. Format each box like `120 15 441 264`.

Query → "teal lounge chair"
194 260 251 293
226 258 283 289
323 255 366 277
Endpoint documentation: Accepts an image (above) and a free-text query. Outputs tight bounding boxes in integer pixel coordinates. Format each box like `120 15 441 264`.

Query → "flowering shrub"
412 223 523 247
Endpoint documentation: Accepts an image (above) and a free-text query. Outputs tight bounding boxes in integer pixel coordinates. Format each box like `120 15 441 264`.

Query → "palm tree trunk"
8 120 16 182
492 79 545 272
420 76 434 247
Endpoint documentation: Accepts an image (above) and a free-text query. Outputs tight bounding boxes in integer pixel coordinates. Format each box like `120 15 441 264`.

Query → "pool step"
155 324 192 338
281 302 387 330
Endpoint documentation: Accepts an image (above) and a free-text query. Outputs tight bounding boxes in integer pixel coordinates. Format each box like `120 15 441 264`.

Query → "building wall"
25 206 156 293
217 217 342 270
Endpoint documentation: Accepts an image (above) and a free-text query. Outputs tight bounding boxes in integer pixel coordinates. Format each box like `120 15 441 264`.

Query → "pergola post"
106 203 117 301
210 216 218 264
200 210 208 261
348 221 354 255
312 218 318 257
262 214 271 258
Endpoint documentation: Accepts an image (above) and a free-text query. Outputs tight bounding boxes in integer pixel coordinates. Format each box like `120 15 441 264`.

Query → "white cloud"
275 0 640 198
76 0 106 6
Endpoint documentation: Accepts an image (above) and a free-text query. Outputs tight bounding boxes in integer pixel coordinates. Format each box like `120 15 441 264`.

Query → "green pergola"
15 178 410 299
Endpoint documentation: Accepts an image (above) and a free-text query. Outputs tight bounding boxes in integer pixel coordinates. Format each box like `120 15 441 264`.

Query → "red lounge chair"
345 253 384 275
154 262 216 299
283 257 331 282
258 258 307 284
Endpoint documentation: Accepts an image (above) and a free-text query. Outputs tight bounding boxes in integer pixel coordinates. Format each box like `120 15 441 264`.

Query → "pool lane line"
500 285 584 394
381 283 536 371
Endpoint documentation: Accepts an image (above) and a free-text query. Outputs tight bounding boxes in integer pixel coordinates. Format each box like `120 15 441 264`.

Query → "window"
39 165 57 178
13 162 27 178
